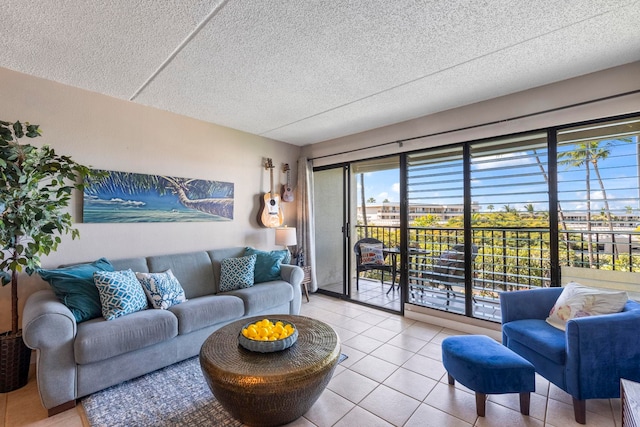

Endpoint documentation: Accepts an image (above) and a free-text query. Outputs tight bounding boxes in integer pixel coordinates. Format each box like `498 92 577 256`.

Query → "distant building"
358 202 477 225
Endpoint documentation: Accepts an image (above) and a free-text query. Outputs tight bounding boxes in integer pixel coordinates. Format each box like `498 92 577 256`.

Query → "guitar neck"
270 166 275 195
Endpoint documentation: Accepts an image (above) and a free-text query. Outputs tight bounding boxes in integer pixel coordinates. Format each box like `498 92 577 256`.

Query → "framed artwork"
83 170 234 223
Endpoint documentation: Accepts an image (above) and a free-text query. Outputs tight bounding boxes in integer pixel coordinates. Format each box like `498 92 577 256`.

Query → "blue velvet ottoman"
442 335 535 417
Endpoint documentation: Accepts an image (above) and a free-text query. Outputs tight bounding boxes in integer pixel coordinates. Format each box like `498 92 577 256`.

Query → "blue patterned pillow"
93 269 148 320
219 255 256 292
136 269 187 309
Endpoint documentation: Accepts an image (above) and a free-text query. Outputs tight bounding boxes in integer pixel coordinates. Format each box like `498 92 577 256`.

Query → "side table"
300 266 311 302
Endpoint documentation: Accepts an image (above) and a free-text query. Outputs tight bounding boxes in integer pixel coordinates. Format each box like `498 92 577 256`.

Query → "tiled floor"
1 294 622 427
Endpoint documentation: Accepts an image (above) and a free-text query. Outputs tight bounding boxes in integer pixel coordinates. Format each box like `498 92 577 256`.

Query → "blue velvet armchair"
500 287 640 424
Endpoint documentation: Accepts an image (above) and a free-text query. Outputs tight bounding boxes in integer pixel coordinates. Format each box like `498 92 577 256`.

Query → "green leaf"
12 121 24 138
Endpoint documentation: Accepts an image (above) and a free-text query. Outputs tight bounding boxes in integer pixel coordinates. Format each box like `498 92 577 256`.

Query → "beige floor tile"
405 402 472 427
360 325 398 343
342 334 384 354
370 343 414 366
417 341 443 361
327 369 379 404
303 389 355 427
337 344 366 368
353 312 388 326
545 398 616 427
337 318 373 335
402 353 447 381
333 406 393 427
424 382 479 425
359 384 421 426
383 367 438 401
488 390 548 421
386 333 428 353
349 355 398 383
403 322 442 342
430 330 455 344
326 324 358 342
284 416 316 427
534 374 550 397
377 316 415 333
476 400 544 427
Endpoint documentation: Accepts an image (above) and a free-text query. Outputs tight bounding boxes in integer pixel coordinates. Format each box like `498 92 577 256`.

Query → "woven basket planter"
0 331 31 392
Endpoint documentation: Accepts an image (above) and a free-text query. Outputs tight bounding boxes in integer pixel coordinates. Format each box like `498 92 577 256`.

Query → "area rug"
83 353 348 427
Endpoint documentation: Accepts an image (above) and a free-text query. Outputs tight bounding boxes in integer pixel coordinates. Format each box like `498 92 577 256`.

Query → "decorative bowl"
238 319 298 353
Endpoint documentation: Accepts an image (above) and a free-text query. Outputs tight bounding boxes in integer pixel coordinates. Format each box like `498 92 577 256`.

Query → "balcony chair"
354 238 397 292
500 287 640 424
424 244 478 305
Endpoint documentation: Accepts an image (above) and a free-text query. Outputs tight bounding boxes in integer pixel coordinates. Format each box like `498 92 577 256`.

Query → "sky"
357 136 640 215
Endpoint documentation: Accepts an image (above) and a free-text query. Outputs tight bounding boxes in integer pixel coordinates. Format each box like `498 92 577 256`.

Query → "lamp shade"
275 227 297 246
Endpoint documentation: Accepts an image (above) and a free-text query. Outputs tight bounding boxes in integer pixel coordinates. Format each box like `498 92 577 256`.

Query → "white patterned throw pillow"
546 282 628 330
93 269 149 320
136 269 187 309
219 255 257 292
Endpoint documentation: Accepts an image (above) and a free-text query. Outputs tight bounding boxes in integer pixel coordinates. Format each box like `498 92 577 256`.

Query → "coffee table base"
200 315 340 427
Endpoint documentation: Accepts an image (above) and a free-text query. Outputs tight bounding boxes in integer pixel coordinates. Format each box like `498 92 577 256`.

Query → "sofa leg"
47 400 76 417
573 398 586 424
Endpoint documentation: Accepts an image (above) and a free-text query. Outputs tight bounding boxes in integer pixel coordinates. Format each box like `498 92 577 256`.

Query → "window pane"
557 117 640 272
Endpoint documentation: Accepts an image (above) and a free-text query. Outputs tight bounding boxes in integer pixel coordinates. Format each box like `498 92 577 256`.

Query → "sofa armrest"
22 289 78 410
280 265 304 314
565 307 640 399
500 287 563 324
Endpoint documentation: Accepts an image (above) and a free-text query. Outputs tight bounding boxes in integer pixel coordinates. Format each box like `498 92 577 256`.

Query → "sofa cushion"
93 269 149 320
503 319 566 365
224 281 293 316
136 269 187 309
219 255 256 291
74 309 178 364
168 295 245 335
244 247 289 283
546 282 628 330
147 251 215 299
37 258 115 323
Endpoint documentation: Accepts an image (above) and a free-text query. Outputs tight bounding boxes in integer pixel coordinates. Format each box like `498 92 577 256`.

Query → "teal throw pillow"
37 258 115 323
219 255 256 292
135 269 187 309
94 269 148 320
244 247 289 283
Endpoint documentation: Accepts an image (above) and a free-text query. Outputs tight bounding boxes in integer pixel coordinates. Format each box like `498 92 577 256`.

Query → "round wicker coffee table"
199 315 340 427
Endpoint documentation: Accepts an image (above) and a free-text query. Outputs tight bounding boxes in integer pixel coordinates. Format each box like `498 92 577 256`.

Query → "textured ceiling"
1 0 639 146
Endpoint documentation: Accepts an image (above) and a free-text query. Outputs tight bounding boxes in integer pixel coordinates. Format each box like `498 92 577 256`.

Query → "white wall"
304 62 640 166
0 67 301 331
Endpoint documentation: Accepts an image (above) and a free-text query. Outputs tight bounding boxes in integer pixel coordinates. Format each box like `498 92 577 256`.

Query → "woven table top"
200 315 339 379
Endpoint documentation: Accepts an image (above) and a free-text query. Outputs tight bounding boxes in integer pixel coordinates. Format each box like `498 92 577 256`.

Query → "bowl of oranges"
238 318 298 353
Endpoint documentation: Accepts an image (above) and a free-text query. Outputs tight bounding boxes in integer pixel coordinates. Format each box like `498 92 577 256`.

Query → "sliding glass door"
313 165 350 296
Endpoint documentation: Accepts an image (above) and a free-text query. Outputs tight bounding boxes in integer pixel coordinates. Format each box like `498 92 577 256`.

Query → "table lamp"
275 226 297 263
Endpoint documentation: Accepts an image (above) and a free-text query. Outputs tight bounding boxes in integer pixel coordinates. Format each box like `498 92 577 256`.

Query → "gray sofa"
22 247 303 416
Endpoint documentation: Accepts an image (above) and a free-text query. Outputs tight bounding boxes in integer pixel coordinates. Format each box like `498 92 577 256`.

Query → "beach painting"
83 170 234 223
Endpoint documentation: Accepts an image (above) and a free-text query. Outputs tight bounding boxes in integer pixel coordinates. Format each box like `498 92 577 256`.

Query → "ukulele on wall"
282 163 294 203
259 158 284 228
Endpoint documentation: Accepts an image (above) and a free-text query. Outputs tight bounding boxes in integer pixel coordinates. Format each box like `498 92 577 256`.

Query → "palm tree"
558 139 625 266
487 204 494 212
524 204 535 218
360 174 368 237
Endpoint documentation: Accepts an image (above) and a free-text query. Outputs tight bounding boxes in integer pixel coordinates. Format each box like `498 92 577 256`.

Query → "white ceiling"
1 1 639 146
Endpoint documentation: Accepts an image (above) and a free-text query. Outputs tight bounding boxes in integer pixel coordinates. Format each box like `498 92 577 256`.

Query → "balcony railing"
356 224 640 321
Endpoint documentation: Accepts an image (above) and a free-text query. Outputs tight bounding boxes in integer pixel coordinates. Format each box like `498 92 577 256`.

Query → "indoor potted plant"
0 120 94 392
